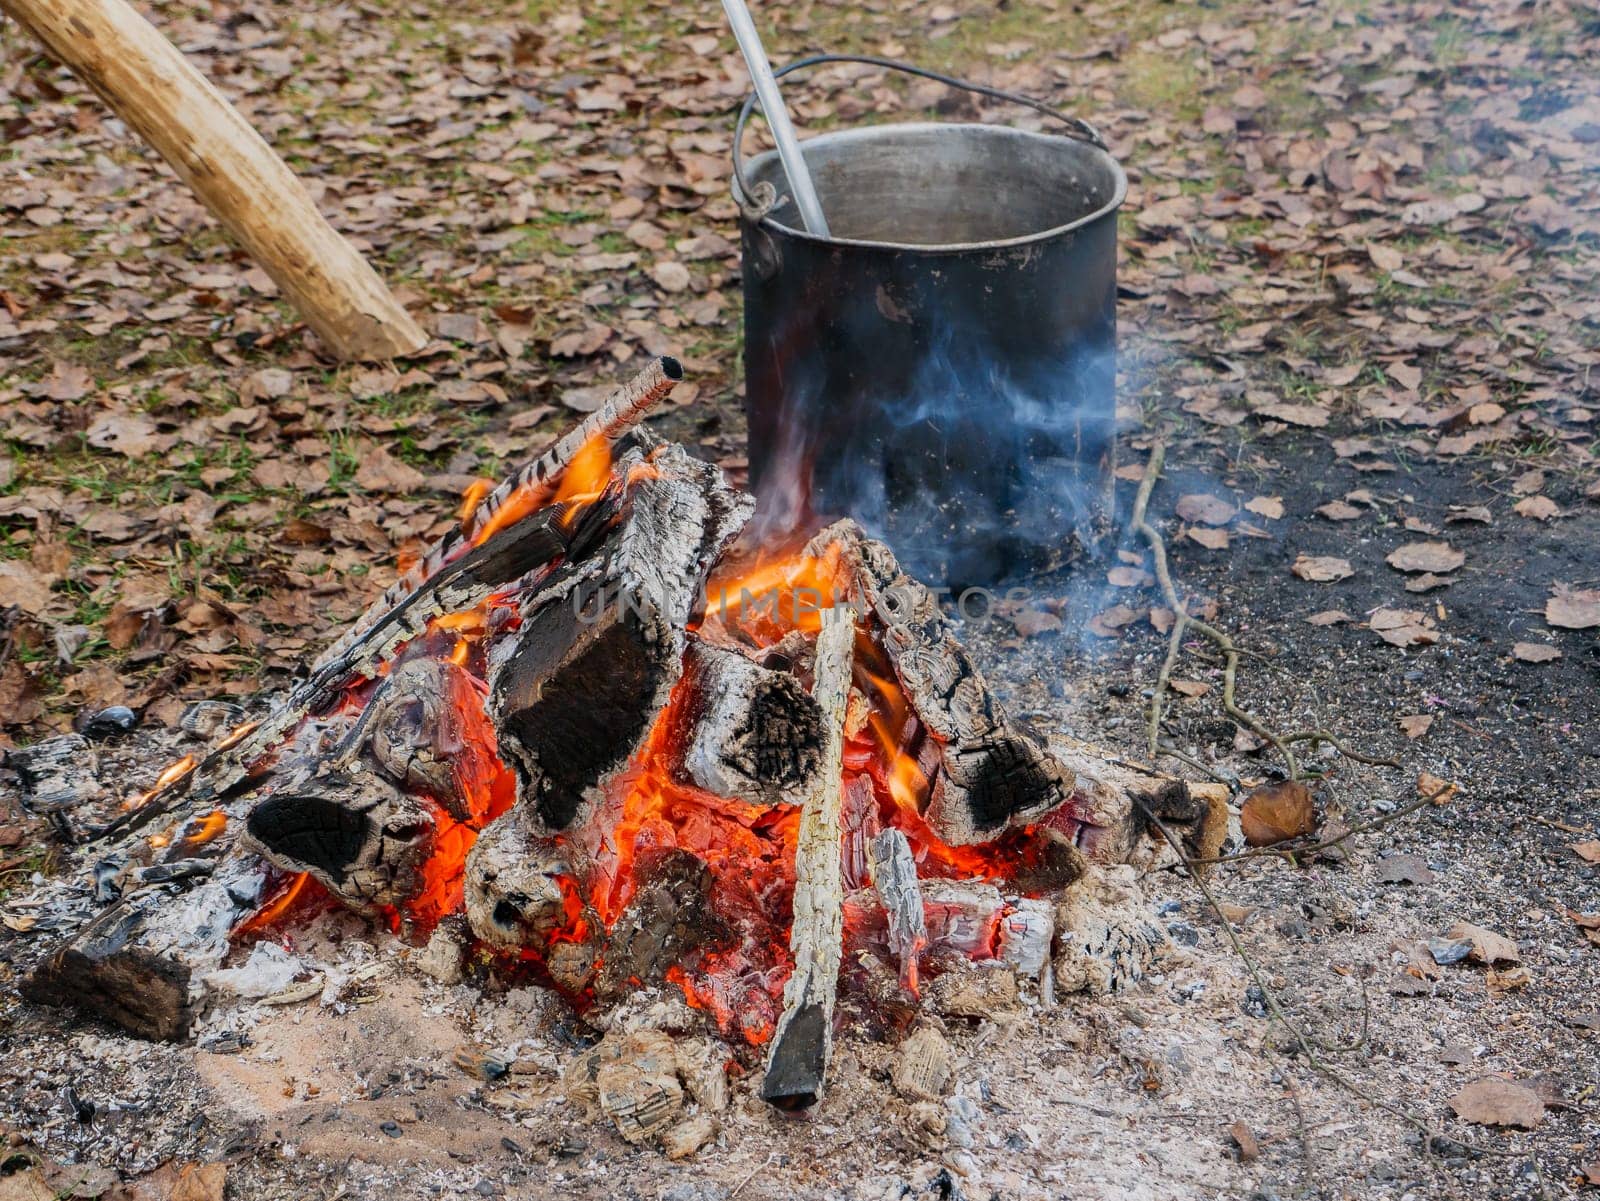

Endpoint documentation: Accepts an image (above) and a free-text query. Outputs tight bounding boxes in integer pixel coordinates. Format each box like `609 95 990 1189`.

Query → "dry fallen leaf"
1418 771 1459 805
1370 608 1439 647
1185 526 1230 550
1546 585 1600 630
1512 642 1561 663
1292 555 1354 582
1175 494 1238 526
1315 500 1364 522
1228 1120 1260 1162
1377 853 1435 885
1513 495 1560 521
1169 679 1211 698
1448 1077 1543 1130
1011 608 1063 638
1572 840 1600 864
172 1162 228 1201
1306 609 1352 625
1446 920 1520 965
1240 781 1316 847
0 560 54 615
1244 495 1284 520
1398 714 1434 739
1386 541 1465 574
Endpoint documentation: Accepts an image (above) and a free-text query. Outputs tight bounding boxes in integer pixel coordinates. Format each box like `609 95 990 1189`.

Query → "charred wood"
243 768 435 913
595 848 726 1002
760 605 854 1110
462 806 577 949
490 440 752 834
22 860 266 1040
812 522 1077 845
671 637 825 805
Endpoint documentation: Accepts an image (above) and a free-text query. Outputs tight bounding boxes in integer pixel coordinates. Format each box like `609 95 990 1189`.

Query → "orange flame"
124 754 197 811
458 477 494 526
235 871 320 938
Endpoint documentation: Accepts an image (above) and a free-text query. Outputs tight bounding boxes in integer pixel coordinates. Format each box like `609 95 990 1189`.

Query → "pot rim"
733 121 1129 254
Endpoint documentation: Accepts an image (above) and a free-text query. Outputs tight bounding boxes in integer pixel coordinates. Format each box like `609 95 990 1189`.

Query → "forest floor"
2 0 1598 1197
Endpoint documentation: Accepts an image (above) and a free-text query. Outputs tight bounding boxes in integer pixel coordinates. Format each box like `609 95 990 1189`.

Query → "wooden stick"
0 0 426 362
761 604 854 1109
867 828 927 993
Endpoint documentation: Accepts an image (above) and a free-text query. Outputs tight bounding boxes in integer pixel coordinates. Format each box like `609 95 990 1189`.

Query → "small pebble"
80 705 138 739
379 1121 402 1138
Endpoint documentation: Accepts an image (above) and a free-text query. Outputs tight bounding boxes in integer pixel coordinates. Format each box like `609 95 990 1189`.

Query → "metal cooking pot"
734 56 1127 587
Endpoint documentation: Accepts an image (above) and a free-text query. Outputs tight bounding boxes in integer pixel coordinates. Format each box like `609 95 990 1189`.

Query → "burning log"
760 604 855 1110
111 357 686 833
814 523 1077 845
244 767 436 914
461 806 578 950
671 636 826 805
488 439 752 834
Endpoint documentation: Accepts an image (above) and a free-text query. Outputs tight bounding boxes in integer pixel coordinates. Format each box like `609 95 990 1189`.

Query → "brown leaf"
280 518 332 546
85 412 162 458
1398 714 1433 739
649 261 692 293
0 659 46 726
353 446 426 495
1370 608 1439 648
1386 541 1465 574
1546 585 1600 630
1377 853 1435 885
1513 495 1560 521
1446 921 1520 965
1292 555 1354 582
172 1162 228 1201
1253 402 1330 428
1572 840 1600 864
1228 1120 1260 1162
1185 526 1230 550
1169 679 1211 698
0 560 54 615
1306 609 1352 625
1418 771 1459 805
1316 500 1363 521
1011 608 1062 638
1240 781 1316 847
1448 1077 1543 1130
1106 565 1153 588
1512 642 1560 663
1244 495 1284 520
1175 493 1238 526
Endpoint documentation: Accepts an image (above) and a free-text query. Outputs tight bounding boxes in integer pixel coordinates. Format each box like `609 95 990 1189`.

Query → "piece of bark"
243 767 436 913
926 962 1020 1019
891 1025 955 1101
22 862 266 1040
672 636 826 804
760 605 855 1110
813 523 1076 844
867 828 927 992
0 0 426 362
490 439 752 833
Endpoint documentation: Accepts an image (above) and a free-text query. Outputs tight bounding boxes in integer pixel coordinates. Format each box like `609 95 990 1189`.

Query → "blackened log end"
759 1001 828 1110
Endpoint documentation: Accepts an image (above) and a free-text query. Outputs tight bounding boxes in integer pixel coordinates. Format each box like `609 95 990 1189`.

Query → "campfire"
20 357 1224 1124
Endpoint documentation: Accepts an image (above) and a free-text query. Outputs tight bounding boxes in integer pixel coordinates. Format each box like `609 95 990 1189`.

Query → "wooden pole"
0 0 427 362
